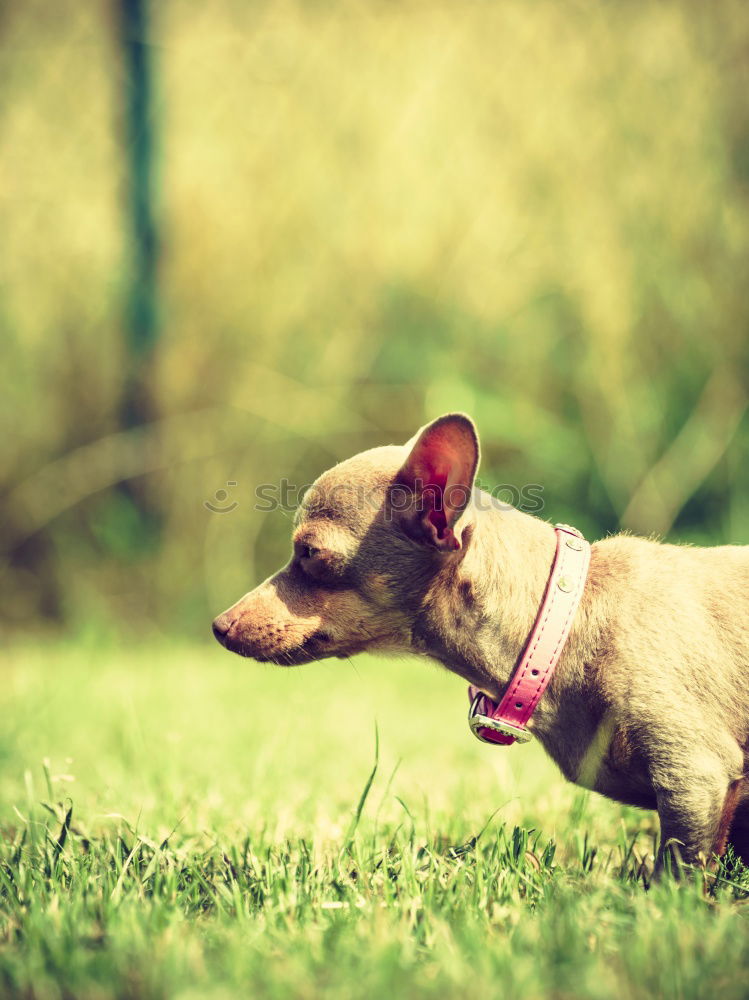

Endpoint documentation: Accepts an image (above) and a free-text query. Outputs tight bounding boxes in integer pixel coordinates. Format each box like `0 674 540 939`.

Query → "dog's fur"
213 414 749 870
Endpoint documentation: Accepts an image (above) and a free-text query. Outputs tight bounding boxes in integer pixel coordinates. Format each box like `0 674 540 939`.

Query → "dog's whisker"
344 655 361 679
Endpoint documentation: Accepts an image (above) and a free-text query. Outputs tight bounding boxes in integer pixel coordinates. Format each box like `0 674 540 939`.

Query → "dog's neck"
413 493 606 743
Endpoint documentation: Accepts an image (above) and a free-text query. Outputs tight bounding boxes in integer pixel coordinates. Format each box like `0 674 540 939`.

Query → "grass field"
1 642 748 1000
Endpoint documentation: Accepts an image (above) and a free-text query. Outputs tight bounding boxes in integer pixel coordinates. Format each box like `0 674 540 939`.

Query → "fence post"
115 0 162 532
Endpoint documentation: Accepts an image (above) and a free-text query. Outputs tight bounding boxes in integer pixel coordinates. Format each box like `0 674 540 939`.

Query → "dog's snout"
212 578 348 664
212 613 234 645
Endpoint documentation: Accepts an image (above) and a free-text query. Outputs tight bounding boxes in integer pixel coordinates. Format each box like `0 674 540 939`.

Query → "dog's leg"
654 758 739 875
713 778 744 858
726 783 749 866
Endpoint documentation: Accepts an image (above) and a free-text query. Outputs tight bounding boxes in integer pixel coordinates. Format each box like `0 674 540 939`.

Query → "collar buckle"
468 694 534 744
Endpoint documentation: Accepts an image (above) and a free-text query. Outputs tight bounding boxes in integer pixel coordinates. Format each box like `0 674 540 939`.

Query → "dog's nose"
212 613 233 645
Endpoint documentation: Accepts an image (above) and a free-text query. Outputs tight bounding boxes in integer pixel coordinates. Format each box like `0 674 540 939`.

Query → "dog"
213 413 749 871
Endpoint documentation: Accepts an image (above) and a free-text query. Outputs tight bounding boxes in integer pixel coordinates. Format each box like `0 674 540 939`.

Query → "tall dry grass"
2 0 749 633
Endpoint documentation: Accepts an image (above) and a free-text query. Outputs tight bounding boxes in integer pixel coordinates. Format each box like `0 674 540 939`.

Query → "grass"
1 643 749 1000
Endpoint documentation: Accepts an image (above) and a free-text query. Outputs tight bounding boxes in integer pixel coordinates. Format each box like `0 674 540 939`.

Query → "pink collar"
468 523 591 746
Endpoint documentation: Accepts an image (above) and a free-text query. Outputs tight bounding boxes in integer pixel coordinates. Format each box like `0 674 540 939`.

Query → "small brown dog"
213 414 749 871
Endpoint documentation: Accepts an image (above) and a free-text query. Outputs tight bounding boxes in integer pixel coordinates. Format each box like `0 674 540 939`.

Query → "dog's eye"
295 545 346 586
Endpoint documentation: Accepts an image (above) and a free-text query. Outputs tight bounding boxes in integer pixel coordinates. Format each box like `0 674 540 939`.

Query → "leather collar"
468 523 591 746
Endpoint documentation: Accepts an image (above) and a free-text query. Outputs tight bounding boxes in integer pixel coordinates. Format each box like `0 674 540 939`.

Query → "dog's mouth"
213 612 387 665
218 629 341 666
260 635 380 665
265 631 334 665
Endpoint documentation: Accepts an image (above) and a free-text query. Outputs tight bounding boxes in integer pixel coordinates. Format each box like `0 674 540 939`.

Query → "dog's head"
212 413 480 664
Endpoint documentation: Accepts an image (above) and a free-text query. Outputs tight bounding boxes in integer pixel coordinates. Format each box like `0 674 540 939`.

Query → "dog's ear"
394 413 479 552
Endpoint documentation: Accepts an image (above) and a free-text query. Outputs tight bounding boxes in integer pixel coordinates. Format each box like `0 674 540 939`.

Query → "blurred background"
3 0 749 641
